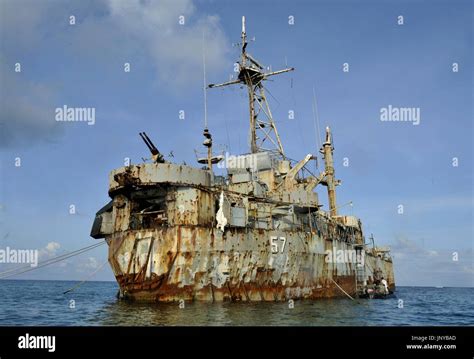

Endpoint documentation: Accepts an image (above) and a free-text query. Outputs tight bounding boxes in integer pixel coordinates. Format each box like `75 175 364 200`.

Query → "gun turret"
139 132 165 163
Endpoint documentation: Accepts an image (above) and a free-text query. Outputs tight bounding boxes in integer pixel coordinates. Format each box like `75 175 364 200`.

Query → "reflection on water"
91 288 472 326
99 299 381 326
0 280 472 326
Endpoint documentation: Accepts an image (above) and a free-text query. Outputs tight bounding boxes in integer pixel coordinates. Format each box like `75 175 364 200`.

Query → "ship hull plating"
107 227 395 302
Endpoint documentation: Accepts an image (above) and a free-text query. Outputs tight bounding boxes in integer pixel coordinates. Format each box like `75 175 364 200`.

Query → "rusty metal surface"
104 218 394 301
109 163 211 193
95 180 395 301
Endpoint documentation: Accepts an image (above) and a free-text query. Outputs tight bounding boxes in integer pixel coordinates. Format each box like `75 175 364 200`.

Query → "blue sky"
0 0 472 286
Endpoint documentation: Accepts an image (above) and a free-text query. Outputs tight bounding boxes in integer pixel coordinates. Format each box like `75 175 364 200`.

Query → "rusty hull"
106 226 394 302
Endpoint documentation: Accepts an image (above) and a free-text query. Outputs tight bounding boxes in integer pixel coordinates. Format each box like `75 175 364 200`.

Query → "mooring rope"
0 241 106 279
330 277 356 301
63 258 109 294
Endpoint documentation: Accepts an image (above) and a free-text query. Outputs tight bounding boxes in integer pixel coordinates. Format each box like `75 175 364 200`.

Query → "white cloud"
0 0 230 148
45 242 60 253
103 0 230 87
39 241 61 259
62 0 230 88
84 256 100 270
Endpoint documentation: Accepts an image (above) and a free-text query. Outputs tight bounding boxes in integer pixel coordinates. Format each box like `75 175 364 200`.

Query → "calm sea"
0 280 472 326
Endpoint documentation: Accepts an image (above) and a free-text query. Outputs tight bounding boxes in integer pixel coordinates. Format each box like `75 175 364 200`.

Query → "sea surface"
0 280 472 326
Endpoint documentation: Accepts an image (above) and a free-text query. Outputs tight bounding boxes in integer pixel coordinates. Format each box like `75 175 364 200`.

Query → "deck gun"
139 132 165 163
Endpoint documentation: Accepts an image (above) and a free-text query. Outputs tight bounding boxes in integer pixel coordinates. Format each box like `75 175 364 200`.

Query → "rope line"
0 241 106 279
63 258 109 294
330 277 357 302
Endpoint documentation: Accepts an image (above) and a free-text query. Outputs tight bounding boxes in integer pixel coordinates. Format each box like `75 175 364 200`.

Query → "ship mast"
202 32 213 172
208 16 294 156
320 127 339 217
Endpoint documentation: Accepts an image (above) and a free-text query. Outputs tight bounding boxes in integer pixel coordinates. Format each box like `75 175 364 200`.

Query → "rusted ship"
91 17 395 302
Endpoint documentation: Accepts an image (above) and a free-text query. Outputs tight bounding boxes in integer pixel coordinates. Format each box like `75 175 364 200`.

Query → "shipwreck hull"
91 19 397 303
107 226 395 302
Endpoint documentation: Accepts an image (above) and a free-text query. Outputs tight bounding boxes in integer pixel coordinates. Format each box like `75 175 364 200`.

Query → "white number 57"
270 236 287 253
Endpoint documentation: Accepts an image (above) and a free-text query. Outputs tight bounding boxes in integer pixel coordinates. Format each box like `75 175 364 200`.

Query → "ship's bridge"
109 162 211 194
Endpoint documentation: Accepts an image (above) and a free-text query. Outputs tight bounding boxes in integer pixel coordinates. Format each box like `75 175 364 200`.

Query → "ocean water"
0 280 472 326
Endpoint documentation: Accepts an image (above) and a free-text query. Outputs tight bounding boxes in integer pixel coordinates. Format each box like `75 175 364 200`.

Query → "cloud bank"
0 0 229 148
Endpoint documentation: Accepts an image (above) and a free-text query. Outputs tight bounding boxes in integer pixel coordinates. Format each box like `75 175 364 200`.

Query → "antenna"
312 86 323 149
202 31 208 129
207 17 294 156
201 31 214 171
